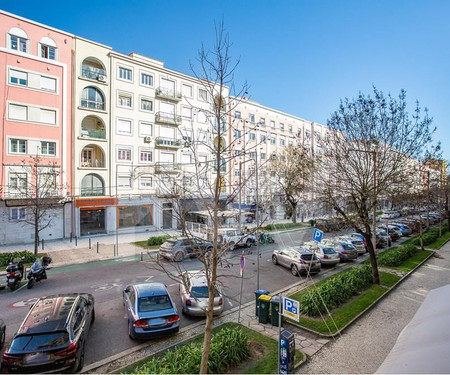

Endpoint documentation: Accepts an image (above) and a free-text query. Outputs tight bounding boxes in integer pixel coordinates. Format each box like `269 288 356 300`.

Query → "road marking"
92 282 123 292
8 297 42 309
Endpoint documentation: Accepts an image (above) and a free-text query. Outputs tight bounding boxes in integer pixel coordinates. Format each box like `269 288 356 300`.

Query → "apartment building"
0 10 73 245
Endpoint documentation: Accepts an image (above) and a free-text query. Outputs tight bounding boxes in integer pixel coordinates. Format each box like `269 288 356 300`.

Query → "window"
9 32 28 53
270 120 275 128
40 141 56 156
40 76 56 92
198 88 208 102
81 87 105 110
249 133 256 141
10 139 26 154
40 109 56 124
141 73 153 86
8 104 27 121
271 137 276 145
288 125 293 133
261 153 266 160
234 150 242 157
260 134 266 142
117 118 132 134
118 66 132 81
39 172 57 190
234 169 241 177
280 138 285 146
41 44 56 60
140 98 153 112
139 176 152 189
9 69 27 86
182 106 192 119
249 113 255 123
9 173 27 191
182 84 193 98
234 111 241 119
234 130 242 139
280 123 285 131
10 207 26 221
118 93 132 108
139 122 152 137
140 149 153 162
249 151 257 159
118 174 131 188
117 148 132 161
259 118 266 126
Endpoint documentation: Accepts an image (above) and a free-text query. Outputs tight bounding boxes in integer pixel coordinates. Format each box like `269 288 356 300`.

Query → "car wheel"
0 327 5 350
291 265 299 276
174 252 184 262
272 255 278 265
228 242 235 250
246 239 253 248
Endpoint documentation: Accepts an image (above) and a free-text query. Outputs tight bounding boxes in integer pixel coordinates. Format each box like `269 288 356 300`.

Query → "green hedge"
299 265 373 317
410 226 447 247
147 235 172 247
0 251 36 267
377 244 419 267
129 327 249 374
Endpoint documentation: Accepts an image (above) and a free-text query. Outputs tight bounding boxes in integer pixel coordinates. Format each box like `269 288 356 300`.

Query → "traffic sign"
282 296 299 322
312 228 324 242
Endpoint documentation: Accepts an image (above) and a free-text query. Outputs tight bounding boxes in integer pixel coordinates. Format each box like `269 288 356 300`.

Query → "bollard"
70 233 72 243
113 245 116 257
96 242 99 254
75 236 78 246
141 251 143 261
89 238 91 249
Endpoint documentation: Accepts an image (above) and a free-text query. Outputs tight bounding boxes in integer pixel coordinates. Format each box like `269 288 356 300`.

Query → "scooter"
27 256 52 289
258 232 275 244
6 258 24 291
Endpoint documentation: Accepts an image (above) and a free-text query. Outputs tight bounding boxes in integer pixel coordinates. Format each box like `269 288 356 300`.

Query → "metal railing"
80 100 105 111
155 112 182 125
155 137 182 148
81 65 107 80
80 128 106 139
155 87 182 101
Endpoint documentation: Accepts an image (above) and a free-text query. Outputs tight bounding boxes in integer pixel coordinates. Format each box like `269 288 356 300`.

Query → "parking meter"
279 329 295 374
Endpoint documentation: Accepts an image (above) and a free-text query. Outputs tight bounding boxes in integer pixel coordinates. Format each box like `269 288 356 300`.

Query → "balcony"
155 137 183 149
80 187 105 197
155 112 182 126
80 99 105 111
81 128 106 140
80 159 105 168
155 87 182 102
155 186 181 198
81 65 107 81
154 162 181 174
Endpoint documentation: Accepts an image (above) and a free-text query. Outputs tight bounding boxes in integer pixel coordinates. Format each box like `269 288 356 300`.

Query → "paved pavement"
1 226 448 373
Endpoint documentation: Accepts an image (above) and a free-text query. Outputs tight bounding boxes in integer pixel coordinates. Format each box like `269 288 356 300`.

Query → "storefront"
75 197 118 236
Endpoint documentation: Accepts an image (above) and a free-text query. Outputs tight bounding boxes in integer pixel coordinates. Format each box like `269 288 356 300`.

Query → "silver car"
302 241 340 266
179 271 224 316
336 236 366 255
322 239 358 261
272 247 321 276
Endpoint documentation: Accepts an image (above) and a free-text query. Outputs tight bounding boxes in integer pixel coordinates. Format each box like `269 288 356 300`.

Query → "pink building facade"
0 11 73 244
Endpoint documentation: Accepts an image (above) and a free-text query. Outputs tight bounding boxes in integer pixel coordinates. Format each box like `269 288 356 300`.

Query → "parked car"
123 282 179 340
321 239 358 261
217 228 256 249
272 247 321 276
0 318 5 350
335 236 366 255
303 242 340 266
179 271 224 316
1 293 95 374
348 233 368 250
159 237 213 262
390 223 412 236
376 230 392 248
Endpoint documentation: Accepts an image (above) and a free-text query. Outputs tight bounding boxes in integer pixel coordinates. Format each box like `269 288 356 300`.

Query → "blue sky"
2 0 449 160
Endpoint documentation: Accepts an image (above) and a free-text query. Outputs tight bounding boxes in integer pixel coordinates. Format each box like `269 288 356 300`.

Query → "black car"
158 237 213 262
0 319 5 350
1 293 95 374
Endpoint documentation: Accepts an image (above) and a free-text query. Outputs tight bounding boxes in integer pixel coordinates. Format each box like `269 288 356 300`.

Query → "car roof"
185 271 209 287
133 282 168 297
17 294 85 335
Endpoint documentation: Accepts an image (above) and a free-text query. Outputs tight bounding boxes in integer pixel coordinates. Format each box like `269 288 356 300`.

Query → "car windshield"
162 240 177 248
342 243 355 250
138 295 172 312
11 332 70 353
322 247 336 254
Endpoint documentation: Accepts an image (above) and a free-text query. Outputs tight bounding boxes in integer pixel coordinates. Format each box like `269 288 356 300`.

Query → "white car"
216 228 256 250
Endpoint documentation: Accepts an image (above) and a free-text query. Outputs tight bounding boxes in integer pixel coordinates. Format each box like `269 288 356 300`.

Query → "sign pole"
278 292 282 373
237 252 245 323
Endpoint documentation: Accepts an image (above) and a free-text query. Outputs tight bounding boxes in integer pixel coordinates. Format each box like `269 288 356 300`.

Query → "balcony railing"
80 128 106 139
80 159 105 168
81 65 107 81
155 137 182 149
155 87 182 101
154 162 181 174
80 187 105 197
155 112 181 126
81 100 105 111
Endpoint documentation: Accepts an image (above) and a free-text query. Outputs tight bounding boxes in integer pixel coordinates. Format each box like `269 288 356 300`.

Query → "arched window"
80 174 104 196
81 87 105 111
81 57 107 81
8 27 28 53
39 36 57 60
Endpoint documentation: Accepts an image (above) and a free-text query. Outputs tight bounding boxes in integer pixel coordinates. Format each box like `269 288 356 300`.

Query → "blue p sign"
313 228 323 242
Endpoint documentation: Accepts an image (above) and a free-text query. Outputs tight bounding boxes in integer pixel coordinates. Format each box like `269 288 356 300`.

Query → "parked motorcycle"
258 232 275 244
6 258 24 291
27 256 52 289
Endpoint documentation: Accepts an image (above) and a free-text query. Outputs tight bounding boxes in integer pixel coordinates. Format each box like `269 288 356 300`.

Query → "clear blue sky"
2 0 449 161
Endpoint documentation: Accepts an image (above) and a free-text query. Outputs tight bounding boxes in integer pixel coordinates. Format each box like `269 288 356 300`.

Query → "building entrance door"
162 203 173 229
80 209 105 236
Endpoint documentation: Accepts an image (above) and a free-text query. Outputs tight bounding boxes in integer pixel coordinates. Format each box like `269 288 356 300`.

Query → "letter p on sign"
312 228 323 242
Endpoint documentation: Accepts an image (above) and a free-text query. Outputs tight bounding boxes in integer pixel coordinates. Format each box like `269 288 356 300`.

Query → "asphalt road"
1 228 326 366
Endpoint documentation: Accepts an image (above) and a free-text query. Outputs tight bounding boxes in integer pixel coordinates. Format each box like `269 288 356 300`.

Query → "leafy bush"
378 244 418 267
130 327 249 374
299 265 372 317
147 235 172 247
410 227 442 246
0 251 36 267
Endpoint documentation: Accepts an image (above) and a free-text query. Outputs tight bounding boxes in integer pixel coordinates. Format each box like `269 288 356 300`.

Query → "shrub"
299 265 372 317
378 244 418 267
130 327 249 374
147 235 172 247
0 251 37 267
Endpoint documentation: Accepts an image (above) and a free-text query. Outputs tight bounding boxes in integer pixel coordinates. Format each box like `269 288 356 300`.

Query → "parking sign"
312 228 323 242
282 297 299 322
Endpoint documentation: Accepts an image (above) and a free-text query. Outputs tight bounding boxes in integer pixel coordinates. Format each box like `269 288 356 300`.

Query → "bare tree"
6 155 65 255
268 144 316 223
316 87 436 285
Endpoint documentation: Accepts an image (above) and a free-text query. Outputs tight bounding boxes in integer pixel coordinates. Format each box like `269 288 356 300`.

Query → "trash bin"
255 289 270 317
258 295 272 324
270 295 281 326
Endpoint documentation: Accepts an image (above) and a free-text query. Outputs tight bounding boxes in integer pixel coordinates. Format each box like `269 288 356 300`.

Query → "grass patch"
286 271 400 335
392 250 432 272
133 240 160 249
120 322 303 374
262 222 308 231
427 231 450 249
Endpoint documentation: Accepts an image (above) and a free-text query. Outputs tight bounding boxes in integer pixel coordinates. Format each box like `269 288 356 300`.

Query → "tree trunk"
364 226 380 285
34 214 39 256
291 203 297 223
200 308 214 373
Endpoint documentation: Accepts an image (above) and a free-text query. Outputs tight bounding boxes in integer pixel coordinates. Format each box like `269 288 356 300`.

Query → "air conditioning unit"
97 75 106 82
144 136 152 143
